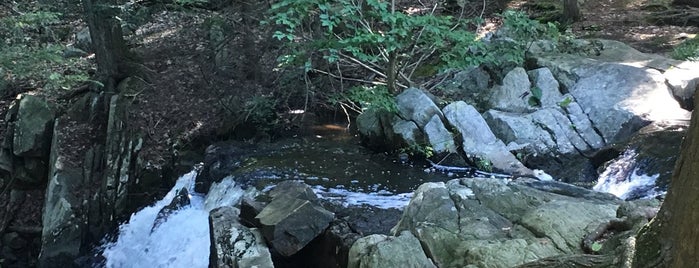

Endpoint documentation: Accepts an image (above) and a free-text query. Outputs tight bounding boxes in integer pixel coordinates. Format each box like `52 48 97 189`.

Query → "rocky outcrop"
444 101 532 175
209 206 274 268
395 88 443 129
348 231 436 268
664 61 699 110
0 95 56 186
357 178 625 268
488 67 535 113
255 181 334 256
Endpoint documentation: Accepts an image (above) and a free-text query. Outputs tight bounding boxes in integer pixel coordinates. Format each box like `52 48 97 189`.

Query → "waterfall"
101 170 213 268
593 149 664 200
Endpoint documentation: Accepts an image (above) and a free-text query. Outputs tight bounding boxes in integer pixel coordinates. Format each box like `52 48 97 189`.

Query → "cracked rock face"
386 178 620 268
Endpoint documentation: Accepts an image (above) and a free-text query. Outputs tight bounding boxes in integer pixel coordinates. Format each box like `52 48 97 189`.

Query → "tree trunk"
633 91 699 267
81 0 129 92
673 0 699 7
563 0 581 23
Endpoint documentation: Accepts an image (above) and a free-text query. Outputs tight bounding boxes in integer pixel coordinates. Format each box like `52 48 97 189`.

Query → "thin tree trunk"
81 0 129 92
563 0 581 23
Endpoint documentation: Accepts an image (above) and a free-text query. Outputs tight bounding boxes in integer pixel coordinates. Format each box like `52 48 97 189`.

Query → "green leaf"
591 242 603 252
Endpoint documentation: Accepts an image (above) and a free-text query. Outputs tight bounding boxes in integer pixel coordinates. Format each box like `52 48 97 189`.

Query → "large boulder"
527 67 565 108
355 109 397 151
255 181 334 256
209 206 274 268
13 95 55 157
395 88 443 129
194 142 251 193
436 66 491 110
488 67 536 113
423 115 457 154
484 108 602 155
348 231 436 268
663 61 699 110
569 62 689 143
443 101 531 175
389 178 621 267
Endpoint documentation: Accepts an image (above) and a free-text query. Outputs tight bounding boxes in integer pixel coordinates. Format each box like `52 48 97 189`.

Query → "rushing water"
593 149 665 200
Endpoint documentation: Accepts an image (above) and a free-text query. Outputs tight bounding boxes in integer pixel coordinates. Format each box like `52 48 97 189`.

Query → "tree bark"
563 0 581 23
673 0 699 7
633 91 699 267
81 0 129 92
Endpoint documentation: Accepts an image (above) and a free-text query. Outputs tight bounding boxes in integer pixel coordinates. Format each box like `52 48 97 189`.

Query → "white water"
101 171 413 267
101 171 212 268
593 150 664 200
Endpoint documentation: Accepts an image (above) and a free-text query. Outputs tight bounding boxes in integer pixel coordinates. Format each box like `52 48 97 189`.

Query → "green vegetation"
266 0 562 112
0 10 92 92
671 36 699 61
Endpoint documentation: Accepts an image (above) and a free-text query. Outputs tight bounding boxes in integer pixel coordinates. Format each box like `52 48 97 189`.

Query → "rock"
395 88 443 129
75 27 92 52
484 109 558 154
423 115 456 154
356 108 397 150
663 61 699 110
209 206 274 268
437 67 491 110
302 220 363 268
569 62 689 143
388 178 621 267
391 119 422 146
255 183 334 256
348 231 436 268
13 95 55 157
62 47 88 58
152 187 191 231
3 232 27 250
560 98 606 150
443 101 530 175
488 67 535 113
39 118 85 267
528 67 565 108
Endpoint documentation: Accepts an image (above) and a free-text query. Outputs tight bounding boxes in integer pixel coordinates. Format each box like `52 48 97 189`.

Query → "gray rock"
255 183 334 256
356 108 397 150
391 119 422 146
663 60 699 110
209 206 274 268
389 178 620 267
488 67 535 113
528 67 565 108
438 67 491 109
443 101 530 175
570 62 689 143
75 27 92 52
395 88 443 129
560 98 605 150
39 118 84 266
423 115 456 154
348 231 436 268
13 95 55 157
204 176 245 211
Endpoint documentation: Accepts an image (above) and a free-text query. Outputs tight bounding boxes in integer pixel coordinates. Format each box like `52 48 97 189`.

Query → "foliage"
528 86 543 107
332 85 397 113
243 95 279 132
496 10 562 65
174 0 208 7
671 36 699 61
475 157 493 172
400 143 434 158
266 0 495 94
558 96 572 108
0 10 92 92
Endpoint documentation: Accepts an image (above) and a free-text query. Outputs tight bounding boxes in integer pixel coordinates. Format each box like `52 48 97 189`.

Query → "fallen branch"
426 159 512 178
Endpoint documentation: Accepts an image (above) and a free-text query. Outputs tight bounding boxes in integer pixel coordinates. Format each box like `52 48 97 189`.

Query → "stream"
98 124 674 267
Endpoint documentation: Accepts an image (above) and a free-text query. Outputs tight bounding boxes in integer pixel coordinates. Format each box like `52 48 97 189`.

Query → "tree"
81 0 130 92
672 0 699 7
633 92 699 267
563 0 581 23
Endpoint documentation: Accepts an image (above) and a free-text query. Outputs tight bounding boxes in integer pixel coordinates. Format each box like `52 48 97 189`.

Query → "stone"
437 67 491 110
152 187 191 231
194 143 249 193
13 95 55 157
355 109 397 151
255 184 334 256
348 231 436 268
75 27 92 52
423 115 456 154
488 67 535 113
204 176 245 211
391 119 422 146
395 88 443 129
443 101 530 175
386 178 622 267
560 98 605 150
569 62 689 143
209 206 274 268
663 60 699 110
528 67 565 108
